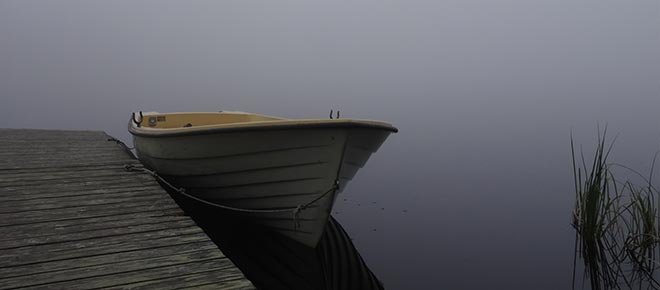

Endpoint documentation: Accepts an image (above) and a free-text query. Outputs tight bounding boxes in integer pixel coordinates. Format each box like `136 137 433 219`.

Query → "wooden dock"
0 129 254 290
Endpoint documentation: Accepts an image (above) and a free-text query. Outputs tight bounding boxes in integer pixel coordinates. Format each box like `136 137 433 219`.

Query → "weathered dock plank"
0 240 218 278
0 128 254 290
1 248 228 289
0 210 187 242
0 199 182 226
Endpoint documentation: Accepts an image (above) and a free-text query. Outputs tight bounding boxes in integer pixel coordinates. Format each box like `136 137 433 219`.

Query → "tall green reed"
572 130 660 290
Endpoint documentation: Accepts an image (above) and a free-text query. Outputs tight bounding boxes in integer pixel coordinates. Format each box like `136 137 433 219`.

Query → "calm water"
2 1 659 289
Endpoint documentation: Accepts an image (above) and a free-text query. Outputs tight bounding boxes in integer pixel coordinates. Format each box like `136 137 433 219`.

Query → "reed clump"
572 130 660 290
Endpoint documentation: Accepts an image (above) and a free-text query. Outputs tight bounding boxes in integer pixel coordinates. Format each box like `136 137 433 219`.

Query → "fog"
2 1 659 288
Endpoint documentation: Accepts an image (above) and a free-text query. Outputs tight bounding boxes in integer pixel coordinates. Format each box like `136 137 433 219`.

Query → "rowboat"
128 111 397 247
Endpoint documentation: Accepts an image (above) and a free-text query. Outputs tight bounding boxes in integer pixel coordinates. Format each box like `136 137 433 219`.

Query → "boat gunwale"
129 119 398 137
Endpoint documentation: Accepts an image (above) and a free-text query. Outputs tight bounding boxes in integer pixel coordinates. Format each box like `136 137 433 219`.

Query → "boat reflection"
170 192 385 290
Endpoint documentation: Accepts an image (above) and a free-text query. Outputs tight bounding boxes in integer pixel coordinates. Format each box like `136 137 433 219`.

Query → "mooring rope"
106 137 136 159
124 164 339 229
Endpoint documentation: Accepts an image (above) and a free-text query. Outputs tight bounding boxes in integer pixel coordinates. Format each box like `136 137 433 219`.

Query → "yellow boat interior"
129 111 398 136
137 111 284 129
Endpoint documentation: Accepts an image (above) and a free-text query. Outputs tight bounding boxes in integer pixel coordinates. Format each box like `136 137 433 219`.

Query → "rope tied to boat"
123 164 340 230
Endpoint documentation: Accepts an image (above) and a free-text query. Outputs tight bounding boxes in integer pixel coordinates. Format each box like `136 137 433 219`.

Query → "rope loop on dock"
123 164 339 229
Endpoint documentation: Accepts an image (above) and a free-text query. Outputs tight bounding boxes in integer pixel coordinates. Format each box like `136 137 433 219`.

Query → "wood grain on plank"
0 129 252 289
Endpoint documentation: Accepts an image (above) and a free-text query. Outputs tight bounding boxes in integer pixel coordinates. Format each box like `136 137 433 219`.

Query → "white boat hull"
130 112 395 247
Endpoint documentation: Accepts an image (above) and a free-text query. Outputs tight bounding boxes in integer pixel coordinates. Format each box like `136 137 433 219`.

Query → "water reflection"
571 133 660 290
168 189 384 290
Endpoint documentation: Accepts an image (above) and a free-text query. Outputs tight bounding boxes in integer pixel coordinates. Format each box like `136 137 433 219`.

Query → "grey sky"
2 0 658 139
